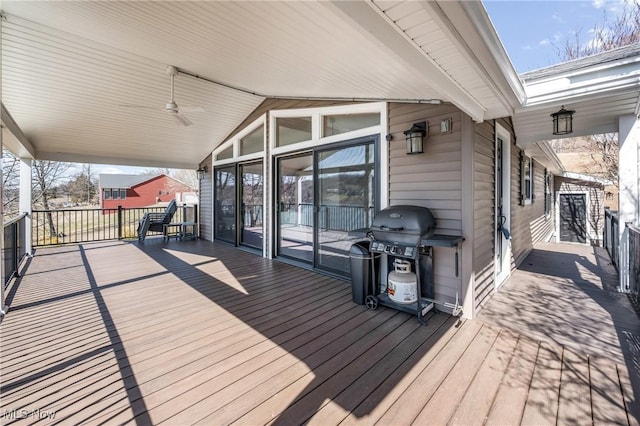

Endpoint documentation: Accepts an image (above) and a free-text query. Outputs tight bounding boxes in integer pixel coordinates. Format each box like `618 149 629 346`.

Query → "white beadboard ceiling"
3 1 638 170
1 0 521 168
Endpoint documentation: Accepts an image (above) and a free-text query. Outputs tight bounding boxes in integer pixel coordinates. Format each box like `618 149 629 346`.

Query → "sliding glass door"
215 165 236 244
276 153 314 264
275 137 377 276
316 142 375 274
215 161 264 250
240 162 264 249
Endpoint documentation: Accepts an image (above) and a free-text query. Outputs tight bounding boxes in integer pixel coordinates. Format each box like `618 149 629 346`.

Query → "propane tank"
387 259 417 304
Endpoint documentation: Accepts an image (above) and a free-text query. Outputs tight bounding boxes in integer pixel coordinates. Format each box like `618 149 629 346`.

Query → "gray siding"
510 153 554 268
199 154 213 241
388 102 463 306
473 120 496 312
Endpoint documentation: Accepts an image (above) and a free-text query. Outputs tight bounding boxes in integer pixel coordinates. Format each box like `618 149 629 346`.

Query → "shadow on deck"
1 239 637 424
478 241 640 421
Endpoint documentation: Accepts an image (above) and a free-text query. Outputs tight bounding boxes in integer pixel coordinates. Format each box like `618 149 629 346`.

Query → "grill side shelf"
421 234 464 247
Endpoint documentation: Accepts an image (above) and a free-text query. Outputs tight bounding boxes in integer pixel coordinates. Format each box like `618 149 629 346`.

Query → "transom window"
213 115 266 164
276 117 312 147
240 125 264 156
323 113 380 137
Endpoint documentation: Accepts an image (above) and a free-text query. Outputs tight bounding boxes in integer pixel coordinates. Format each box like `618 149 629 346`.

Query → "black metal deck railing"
3 213 27 288
628 224 640 300
604 208 619 268
32 204 197 247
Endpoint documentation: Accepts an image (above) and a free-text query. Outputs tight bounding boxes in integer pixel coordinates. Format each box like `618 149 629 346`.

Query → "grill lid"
370 205 436 245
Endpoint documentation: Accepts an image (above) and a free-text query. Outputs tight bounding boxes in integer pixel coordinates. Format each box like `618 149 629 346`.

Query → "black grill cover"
370 205 436 246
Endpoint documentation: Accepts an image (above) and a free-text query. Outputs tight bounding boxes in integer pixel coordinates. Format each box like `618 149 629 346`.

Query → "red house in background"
99 174 196 209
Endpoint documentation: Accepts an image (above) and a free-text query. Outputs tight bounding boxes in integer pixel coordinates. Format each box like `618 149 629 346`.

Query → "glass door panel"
316 142 375 274
240 162 264 249
215 166 236 244
277 154 314 264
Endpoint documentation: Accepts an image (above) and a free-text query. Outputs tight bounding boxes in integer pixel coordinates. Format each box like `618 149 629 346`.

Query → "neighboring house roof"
99 174 155 189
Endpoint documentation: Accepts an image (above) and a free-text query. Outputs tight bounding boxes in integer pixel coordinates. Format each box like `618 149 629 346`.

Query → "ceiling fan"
120 65 204 126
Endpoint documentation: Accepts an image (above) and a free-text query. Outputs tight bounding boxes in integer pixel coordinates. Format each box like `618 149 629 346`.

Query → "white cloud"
539 39 551 46
592 0 605 8
551 14 564 23
97 167 125 175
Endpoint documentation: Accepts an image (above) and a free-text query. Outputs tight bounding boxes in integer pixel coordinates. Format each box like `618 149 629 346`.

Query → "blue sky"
484 0 632 73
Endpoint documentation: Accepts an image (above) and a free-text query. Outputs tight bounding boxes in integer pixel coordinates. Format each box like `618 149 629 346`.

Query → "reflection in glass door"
277 153 314 264
215 166 236 244
240 162 264 249
316 142 375 275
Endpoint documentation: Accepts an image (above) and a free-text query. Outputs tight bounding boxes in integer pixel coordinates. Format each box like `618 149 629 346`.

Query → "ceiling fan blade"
118 104 159 110
180 106 205 113
172 113 193 126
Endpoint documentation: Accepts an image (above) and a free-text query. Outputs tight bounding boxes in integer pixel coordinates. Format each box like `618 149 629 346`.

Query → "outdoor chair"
137 199 178 241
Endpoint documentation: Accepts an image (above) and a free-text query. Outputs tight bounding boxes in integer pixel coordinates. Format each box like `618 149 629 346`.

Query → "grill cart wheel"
365 295 378 310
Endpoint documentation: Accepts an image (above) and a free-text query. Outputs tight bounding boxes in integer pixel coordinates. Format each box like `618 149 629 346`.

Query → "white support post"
618 115 640 292
20 158 32 257
297 177 303 226
1 131 5 316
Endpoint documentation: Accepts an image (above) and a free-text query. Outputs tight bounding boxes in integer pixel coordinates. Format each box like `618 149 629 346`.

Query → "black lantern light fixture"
196 166 208 180
404 121 428 155
551 106 575 135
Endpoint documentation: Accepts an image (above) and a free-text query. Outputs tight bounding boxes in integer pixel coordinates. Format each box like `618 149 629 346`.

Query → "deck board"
0 239 637 425
448 329 519 425
484 336 539 425
557 348 591 424
521 342 563 425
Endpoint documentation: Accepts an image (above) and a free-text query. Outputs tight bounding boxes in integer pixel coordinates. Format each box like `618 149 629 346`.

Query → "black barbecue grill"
351 205 464 324
368 205 436 258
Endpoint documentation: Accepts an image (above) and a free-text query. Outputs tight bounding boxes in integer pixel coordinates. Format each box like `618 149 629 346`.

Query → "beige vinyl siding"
473 120 496 312
388 102 463 307
510 154 554 268
199 154 213 241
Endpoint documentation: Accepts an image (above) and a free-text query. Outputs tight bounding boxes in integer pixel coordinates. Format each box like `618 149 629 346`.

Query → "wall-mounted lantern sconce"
196 165 208 180
551 106 575 135
404 121 427 155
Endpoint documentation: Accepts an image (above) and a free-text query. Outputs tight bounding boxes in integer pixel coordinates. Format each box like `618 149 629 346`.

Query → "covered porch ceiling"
2 1 639 170
1 0 522 169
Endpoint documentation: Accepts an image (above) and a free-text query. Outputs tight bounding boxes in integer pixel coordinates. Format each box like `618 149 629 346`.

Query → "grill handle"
374 225 404 232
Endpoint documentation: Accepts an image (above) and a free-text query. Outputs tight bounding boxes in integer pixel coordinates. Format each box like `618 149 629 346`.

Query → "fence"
3 213 27 288
280 203 374 232
32 205 197 247
604 208 619 268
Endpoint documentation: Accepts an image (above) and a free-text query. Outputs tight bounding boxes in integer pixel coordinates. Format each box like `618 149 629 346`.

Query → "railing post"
117 205 123 240
12 222 19 278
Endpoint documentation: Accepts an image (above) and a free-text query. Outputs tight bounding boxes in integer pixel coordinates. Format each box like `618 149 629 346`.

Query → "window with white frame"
544 169 552 216
104 189 111 200
520 152 533 205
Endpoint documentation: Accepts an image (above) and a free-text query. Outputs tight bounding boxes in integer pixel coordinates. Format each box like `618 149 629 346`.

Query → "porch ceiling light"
196 166 208 180
551 106 575 135
404 121 428 155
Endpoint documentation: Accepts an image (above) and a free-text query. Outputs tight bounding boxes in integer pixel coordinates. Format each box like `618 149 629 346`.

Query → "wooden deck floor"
1 239 637 425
